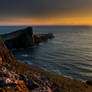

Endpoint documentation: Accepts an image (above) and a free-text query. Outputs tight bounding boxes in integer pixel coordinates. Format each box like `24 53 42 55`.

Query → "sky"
0 0 92 25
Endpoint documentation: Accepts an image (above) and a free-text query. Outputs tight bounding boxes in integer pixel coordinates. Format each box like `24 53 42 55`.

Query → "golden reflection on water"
78 72 92 77
77 61 92 77
80 64 92 70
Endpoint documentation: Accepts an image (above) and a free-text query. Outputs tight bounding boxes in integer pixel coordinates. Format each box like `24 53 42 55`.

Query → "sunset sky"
0 0 92 25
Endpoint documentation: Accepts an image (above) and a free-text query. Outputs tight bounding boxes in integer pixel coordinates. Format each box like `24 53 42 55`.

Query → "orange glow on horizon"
0 16 92 26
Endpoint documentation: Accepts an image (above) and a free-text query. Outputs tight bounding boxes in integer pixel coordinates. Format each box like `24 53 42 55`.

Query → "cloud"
0 0 92 18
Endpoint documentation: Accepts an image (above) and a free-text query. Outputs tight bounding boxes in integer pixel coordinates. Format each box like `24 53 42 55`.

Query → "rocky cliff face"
4 27 33 49
0 38 58 92
0 38 14 63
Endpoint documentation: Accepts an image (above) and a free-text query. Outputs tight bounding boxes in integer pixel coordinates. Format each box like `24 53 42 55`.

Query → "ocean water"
0 26 92 81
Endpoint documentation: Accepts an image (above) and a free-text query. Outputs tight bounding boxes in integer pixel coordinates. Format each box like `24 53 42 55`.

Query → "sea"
0 26 92 81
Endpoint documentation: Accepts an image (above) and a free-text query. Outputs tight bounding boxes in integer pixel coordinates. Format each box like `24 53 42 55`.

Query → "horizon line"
0 24 92 27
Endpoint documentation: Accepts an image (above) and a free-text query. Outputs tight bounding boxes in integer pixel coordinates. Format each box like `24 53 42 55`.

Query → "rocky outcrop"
4 27 33 49
33 33 54 44
1 27 54 49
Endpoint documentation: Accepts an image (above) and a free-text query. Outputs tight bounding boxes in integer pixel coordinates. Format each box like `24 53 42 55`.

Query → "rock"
27 81 39 90
34 33 54 44
86 80 92 85
14 80 30 92
15 80 24 85
0 88 6 92
5 78 13 84
47 87 52 92
0 71 4 75
5 64 13 70
0 56 2 64
47 33 54 38
4 73 10 77
0 79 6 87
0 71 9 77
19 74 26 81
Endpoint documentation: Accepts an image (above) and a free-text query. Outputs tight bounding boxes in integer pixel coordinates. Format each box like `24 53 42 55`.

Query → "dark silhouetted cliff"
0 27 54 49
4 27 33 49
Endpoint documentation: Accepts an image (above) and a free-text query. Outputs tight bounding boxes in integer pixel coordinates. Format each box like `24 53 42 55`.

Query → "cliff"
4 27 33 49
0 38 14 63
0 38 57 92
0 27 54 49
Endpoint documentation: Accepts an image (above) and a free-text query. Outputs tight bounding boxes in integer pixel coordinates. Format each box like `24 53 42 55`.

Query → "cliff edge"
0 27 54 49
